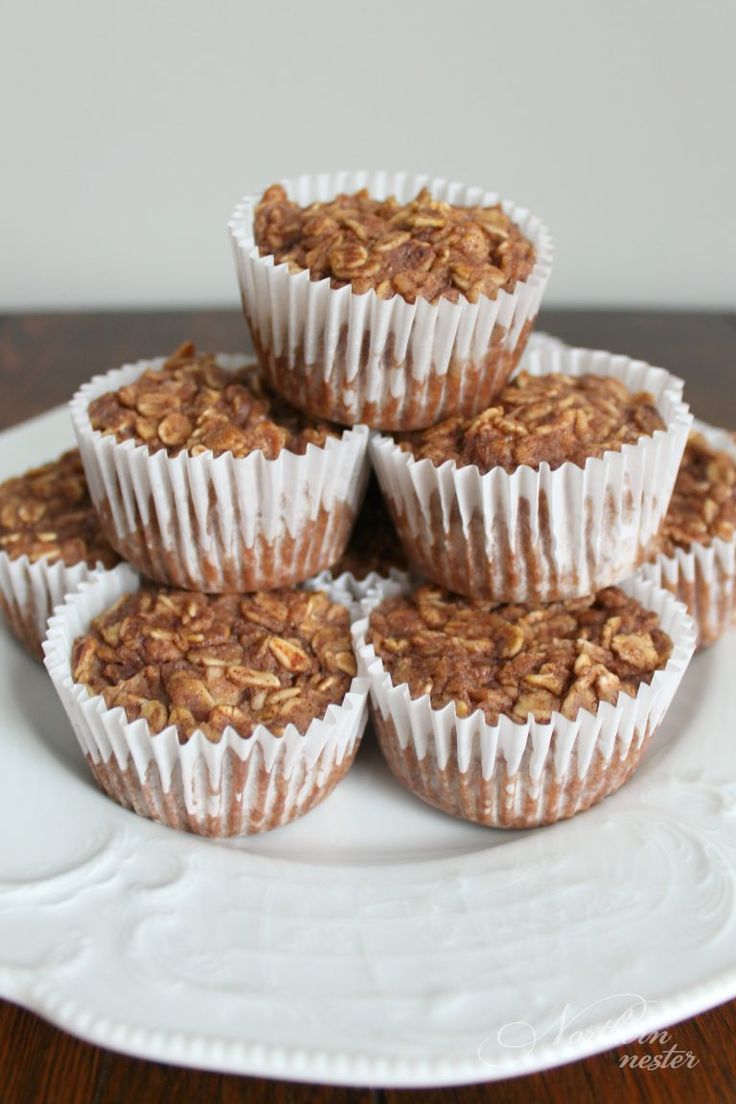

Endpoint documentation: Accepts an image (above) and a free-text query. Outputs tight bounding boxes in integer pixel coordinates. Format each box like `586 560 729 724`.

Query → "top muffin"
88 342 339 459
396 371 665 473
660 431 736 555
254 185 536 304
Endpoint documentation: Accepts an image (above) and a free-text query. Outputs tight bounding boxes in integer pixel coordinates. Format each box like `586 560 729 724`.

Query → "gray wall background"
2 0 734 310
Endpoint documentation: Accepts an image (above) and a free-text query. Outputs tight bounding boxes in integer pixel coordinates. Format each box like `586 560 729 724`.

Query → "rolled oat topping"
397 371 665 473
0 449 118 568
72 587 357 741
88 342 338 458
660 432 736 555
368 584 672 724
330 477 407 580
254 185 535 304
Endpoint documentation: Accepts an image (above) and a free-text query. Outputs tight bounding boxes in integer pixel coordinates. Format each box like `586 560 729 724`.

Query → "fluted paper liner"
371 344 693 602
228 172 554 430
69 355 371 593
353 576 696 828
306 565 412 612
43 564 370 837
0 552 110 661
639 419 736 648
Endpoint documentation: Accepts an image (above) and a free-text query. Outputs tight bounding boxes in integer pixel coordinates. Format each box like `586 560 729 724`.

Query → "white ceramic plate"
1 404 735 1089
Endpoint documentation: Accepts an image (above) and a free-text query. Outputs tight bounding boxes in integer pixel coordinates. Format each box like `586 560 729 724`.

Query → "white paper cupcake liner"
522 329 568 359
0 552 111 661
43 564 370 837
639 419 736 648
229 171 554 431
371 344 692 602
305 565 412 614
353 576 696 828
69 355 371 593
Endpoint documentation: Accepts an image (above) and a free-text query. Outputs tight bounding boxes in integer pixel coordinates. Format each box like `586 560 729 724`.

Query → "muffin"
229 172 553 430
353 580 695 828
70 342 370 592
44 564 369 837
0 449 119 658
640 423 736 647
371 343 692 601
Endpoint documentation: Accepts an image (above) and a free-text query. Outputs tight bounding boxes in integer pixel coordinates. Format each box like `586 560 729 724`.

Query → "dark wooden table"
1 308 735 1104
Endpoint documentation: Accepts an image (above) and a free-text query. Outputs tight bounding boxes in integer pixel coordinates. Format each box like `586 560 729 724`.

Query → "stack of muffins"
3 170 734 837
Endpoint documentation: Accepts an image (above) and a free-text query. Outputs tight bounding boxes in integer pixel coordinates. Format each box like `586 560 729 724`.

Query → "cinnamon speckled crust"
660 431 736 555
254 185 535 304
88 341 338 459
397 372 665 473
73 586 356 742
641 431 736 650
0 448 118 661
0 449 118 569
368 584 672 725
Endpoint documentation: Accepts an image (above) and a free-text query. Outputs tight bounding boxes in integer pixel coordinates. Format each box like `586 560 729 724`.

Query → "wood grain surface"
1 308 734 1104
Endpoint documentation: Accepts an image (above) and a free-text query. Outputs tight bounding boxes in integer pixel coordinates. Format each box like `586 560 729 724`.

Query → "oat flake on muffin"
254 184 536 304
367 583 673 725
0 449 118 569
88 340 339 459
72 586 357 742
397 371 666 473
640 426 736 649
659 431 736 556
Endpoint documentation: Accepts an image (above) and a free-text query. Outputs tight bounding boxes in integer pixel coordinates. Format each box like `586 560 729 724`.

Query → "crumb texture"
254 185 535 304
367 584 672 724
88 341 338 458
0 449 118 568
73 587 356 741
660 431 736 554
397 372 665 473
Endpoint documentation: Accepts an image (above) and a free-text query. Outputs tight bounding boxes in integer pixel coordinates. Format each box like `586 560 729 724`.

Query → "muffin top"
0 449 118 569
254 184 536 305
660 431 736 555
72 586 356 742
330 477 407 581
88 342 339 459
397 371 665 473
367 584 672 725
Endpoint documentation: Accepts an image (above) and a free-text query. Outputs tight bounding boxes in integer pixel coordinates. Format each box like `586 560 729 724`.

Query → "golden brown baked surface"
88 342 338 459
367 584 672 724
72 587 356 742
330 477 407 580
397 371 665 473
0 449 118 569
254 185 536 304
660 431 736 554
